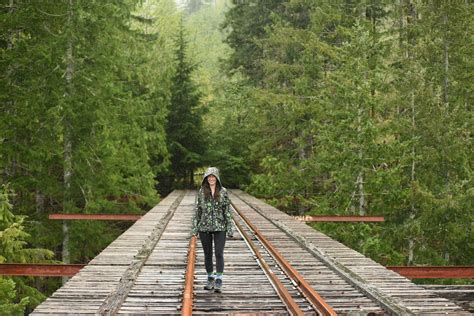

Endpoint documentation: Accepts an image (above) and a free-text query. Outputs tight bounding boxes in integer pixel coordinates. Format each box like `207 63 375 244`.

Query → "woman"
191 167 234 293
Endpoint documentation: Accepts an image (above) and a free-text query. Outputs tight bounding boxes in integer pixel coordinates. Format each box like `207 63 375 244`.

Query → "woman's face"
207 175 217 186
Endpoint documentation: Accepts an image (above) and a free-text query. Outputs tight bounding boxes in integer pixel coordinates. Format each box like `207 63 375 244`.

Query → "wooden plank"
31 191 184 315
423 285 474 313
98 192 185 314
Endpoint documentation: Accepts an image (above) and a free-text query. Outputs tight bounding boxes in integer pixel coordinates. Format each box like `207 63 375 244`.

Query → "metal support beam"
293 215 385 222
49 214 141 221
4 264 471 279
387 266 474 279
0 264 84 276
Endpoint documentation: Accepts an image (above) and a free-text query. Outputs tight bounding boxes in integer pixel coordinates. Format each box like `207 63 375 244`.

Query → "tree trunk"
36 190 45 214
442 4 450 262
408 91 416 265
3 0 15 182
189 169 193 188
406 0 417 266
356 172 365 216
443 8 449 108
62 0 74 284
397 0 405 116
357 105 366 216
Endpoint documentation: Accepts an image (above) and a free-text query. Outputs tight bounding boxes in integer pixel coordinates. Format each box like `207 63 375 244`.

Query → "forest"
0 0 472 313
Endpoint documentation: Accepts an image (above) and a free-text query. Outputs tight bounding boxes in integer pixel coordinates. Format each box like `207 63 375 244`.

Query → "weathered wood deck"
31 190 470 315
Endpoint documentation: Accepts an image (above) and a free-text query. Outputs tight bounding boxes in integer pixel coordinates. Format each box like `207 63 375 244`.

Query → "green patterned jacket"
191 187 234 237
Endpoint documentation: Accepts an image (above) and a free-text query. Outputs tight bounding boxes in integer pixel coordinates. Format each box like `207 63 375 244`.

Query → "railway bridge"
32 190 470 315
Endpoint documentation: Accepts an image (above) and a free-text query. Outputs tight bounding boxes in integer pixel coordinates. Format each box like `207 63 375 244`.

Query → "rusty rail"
232 215 304 316
232 203 338 316
182 235 197 316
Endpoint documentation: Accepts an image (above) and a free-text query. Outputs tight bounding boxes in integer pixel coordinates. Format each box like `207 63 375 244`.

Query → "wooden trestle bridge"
31 190 470 315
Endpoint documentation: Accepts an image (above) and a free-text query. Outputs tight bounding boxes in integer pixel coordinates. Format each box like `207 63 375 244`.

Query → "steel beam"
387 266 474 279
0 264 84 276
294 215 385 222
49 214 141 221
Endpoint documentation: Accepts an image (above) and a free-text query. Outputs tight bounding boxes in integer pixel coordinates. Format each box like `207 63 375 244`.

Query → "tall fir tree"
159 22 206 193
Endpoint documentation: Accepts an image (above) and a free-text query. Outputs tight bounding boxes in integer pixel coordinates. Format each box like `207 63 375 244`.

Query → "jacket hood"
201 167 222 187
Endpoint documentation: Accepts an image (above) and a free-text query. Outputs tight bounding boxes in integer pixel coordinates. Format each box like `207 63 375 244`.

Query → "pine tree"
0 185 54 314
222 0 286 85
160 23 206 192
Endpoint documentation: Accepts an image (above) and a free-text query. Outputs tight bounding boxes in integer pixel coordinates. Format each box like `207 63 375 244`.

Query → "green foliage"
0 278 29 316
201 75 254 188
220 0 473 276
1 0 179 309
0 185 53 314
180 1 257 189
0 185 54 264
159 23 207 193
184 0 231 101
222 0 286 84
0 1 471 310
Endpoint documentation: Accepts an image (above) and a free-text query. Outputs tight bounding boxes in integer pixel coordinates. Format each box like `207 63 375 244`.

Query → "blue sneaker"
214 278 222 293
204 276 214 290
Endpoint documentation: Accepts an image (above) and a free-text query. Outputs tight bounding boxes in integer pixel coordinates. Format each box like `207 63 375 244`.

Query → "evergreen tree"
222 0 286 85
1 0 178 306
0 185 54 314
129 0 180 192
159 23 206 193
220 0 473 269
184 0 231 100
182 0 250 187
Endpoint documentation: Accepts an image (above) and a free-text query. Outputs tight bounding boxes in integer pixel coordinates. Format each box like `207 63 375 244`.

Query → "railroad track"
228 190 470 315
32 189 469 315
190 197 333 315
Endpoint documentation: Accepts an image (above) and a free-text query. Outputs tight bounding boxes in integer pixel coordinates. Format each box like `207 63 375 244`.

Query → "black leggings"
199 231 226 274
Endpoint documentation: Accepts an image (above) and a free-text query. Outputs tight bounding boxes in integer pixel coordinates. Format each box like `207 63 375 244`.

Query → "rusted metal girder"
232 215 304 316
0 264 84 276
387 266 474 279
49 214 141 221
6 263 471 280
293 215 384 222
232 203 337 316
182 235 197 316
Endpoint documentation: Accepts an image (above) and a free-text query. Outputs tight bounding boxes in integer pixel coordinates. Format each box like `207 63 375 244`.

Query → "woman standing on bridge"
191 167 234 293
